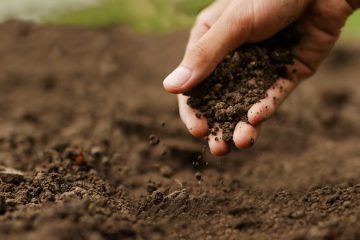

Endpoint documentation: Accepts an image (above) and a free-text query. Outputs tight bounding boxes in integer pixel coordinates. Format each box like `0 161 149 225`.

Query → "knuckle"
195 11 210 25
224 2 254 42
228 13 253 42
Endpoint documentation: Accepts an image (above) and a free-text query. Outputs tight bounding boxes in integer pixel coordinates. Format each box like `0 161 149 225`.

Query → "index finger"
187 0 230 50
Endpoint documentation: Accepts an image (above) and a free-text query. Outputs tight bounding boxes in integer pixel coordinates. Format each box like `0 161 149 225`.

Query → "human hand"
163 0 356 155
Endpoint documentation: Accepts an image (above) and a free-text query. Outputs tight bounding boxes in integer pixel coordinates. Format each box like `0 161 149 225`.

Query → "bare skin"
163 0 358 156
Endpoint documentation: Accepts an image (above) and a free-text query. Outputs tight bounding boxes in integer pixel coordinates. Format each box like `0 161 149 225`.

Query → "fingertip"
233 122 258 149
164 81 194 94
248 78 296 125
178 94 209 137
209 143 230 156
163 81 185 94
248 99 274 125
187 118 209 137
208 133 230 156
163 66 193 94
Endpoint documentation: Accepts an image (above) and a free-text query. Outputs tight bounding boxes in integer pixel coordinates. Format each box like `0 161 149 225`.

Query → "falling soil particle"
149 134 160 146
195 172 202 181
185 27 300 143
195 112 202 118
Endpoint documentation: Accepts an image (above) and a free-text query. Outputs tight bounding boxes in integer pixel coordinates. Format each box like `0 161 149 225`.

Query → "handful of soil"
185 27 300 142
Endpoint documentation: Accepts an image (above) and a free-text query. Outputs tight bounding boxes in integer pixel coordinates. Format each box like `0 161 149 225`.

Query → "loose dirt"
186 27 299 142
0 21 359 240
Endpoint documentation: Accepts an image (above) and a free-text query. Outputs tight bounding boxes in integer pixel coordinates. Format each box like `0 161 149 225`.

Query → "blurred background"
0 0 359 37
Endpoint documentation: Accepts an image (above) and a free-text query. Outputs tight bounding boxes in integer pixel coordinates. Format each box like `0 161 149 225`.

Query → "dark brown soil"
0 21 359 240
185 28 299 142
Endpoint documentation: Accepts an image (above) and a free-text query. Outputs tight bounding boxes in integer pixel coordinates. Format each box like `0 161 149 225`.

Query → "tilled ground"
0 21 359 240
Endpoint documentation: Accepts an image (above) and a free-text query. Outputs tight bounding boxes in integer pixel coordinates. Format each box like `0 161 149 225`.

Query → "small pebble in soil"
152 190 165 205
75 152 85 166
160 166 173 178
343 201 351 208
146 181 158 194
91 146 104 159
0 167 25 185
289 209 305 219
149 134 160 146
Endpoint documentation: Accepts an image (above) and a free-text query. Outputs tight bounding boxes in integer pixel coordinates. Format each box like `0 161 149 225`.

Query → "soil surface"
0 21 359 240
186 28 299 142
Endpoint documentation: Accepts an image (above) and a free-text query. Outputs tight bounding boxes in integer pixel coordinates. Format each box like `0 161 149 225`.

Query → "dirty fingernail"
163 66 192 89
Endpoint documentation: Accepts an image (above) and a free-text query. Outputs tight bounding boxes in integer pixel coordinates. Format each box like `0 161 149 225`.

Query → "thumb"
163 2 253 94
163 0 310 94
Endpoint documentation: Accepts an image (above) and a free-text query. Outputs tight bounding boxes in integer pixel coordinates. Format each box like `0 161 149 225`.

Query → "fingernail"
164 66 192 89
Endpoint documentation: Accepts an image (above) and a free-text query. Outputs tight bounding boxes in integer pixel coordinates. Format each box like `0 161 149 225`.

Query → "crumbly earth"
185 28 299 142
0 21 360 240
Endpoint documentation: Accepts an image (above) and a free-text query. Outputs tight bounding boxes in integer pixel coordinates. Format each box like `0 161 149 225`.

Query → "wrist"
346 0 360 10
